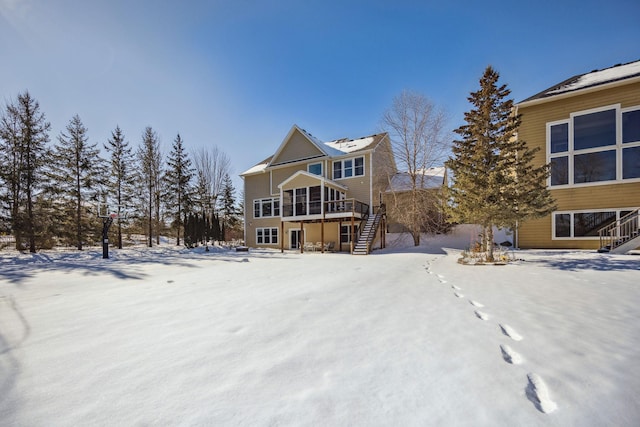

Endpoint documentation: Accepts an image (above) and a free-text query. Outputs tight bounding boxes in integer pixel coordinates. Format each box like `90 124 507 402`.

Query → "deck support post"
300 220 304 253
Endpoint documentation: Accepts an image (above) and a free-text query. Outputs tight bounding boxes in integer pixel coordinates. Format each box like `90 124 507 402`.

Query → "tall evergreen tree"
218 173 239 242
164 133 193 245
137 126 161 247
0 91 51 252
48 115 103 250
104 125 136 248
445 66 555 260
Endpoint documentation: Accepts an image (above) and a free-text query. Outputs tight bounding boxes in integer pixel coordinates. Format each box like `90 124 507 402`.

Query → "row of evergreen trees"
0 91 242 252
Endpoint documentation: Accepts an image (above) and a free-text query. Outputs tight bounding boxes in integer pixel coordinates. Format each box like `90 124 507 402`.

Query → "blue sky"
1 0 639 189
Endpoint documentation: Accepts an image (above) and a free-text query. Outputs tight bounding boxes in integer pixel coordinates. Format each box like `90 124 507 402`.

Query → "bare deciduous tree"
192 146 230 211
381 90 449 246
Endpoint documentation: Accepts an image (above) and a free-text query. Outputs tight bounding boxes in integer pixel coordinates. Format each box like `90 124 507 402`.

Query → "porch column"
280 221 284 253
320 218 325 253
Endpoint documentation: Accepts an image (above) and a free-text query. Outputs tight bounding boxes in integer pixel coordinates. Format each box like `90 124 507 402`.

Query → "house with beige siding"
241 125 396 254
516 60 640 252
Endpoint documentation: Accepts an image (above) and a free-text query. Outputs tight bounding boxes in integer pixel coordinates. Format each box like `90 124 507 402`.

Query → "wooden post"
351 215 355 254
321 218 325 253
300 220 304 253
280 221 284 253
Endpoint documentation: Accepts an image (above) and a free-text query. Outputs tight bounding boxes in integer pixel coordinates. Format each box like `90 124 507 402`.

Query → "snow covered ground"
0 237 639 426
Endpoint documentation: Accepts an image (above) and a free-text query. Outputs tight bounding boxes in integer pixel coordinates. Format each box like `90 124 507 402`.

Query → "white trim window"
552 208 635 239
333 156 364 180
547 104 640 187
256 227 278 245
253 198 280 218
308 162 323 176
340 224 359 243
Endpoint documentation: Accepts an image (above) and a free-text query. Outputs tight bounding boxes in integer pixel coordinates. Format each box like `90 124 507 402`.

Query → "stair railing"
599 208 640 251
358 204 386 254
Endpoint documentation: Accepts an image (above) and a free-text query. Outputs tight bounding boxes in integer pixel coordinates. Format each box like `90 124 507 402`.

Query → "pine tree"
137 126 162 247
218 173 239 242
0 91 51 252
104 125 136 249
445 66 554 261
48 115 103 250
164 133 194 246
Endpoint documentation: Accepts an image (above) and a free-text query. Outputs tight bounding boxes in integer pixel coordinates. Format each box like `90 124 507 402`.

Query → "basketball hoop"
97 201 129 259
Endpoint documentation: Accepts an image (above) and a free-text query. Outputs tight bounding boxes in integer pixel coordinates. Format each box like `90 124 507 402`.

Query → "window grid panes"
553 210 629 238
548 106 640 187
333 157 365 180
254 198 279 218
256 227 278 245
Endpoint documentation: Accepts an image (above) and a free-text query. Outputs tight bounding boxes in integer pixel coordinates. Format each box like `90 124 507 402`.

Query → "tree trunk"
148 183 153 247
76 172 82 250
486 226 495 262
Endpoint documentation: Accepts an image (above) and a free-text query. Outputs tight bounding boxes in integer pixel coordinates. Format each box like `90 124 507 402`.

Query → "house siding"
242 128 395 251
518 80 640 249
271 128 324 165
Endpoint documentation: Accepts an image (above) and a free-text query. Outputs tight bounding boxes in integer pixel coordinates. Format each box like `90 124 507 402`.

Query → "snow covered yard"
0 243 639 426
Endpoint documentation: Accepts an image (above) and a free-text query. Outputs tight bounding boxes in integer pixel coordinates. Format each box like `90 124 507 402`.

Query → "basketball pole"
102 215 115 259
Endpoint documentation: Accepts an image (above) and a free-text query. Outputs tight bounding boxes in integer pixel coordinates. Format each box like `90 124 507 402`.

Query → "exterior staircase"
598 208 640 254
353 205 385 255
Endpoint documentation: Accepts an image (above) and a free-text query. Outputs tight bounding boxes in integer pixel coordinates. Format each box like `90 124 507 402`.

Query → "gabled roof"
269 125 331 167
277 170 348 191
519 59 640 105
386 167 446 193
240 125 389 176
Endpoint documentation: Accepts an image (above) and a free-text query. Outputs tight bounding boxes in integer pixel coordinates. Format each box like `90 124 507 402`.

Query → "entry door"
290 229 302 249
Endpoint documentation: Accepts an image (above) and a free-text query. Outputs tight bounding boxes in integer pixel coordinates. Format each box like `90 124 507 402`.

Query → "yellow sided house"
517 60 640 252
241 125 396 254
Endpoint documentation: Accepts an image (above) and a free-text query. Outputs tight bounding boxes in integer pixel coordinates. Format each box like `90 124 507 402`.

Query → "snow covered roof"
241 127 387 176
240 156 272 176
324 135 378 154
386 167 446 192
519 59 640 105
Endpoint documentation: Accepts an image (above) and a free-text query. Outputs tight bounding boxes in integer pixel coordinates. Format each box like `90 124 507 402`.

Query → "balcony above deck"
281 199 369 222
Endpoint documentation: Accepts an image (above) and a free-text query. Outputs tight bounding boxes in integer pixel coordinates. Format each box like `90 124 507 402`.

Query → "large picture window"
548 105 640 187
256 227 278 245
553 209 626 239
573 109 616 150
333 156 365 180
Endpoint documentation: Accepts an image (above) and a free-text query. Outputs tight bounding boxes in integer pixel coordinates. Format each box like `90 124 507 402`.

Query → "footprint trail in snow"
499 324 523 341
